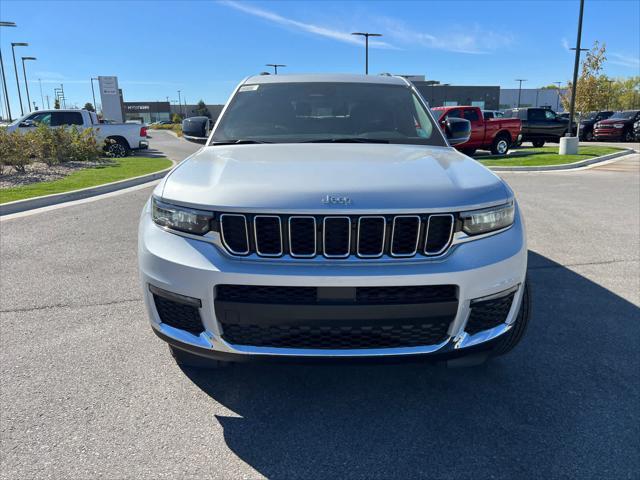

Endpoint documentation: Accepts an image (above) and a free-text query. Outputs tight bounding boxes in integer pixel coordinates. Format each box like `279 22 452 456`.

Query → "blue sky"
1 0 639 116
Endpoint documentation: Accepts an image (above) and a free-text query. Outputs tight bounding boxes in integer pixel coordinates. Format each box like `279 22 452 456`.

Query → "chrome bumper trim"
155 317 514 359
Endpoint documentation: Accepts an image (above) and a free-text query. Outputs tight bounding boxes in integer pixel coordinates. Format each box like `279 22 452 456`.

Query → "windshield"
582 112 597 120
211 82 446 146
609 111 638 119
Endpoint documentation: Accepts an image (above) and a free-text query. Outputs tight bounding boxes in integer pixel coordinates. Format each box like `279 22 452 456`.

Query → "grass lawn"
478 146 623 167
0 156 172 204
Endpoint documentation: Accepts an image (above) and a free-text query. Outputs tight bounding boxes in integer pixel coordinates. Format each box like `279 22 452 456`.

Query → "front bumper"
138 201 528 359
593 128 624 140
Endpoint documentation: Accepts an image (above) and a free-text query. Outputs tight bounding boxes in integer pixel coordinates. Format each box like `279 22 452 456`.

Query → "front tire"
532 140 545 148
491 281 531 357
584 130 594 141
491 134 511 155
624 129 635 142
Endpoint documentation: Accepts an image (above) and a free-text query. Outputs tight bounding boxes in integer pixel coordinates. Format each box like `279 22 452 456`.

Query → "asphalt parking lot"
1 132 639 479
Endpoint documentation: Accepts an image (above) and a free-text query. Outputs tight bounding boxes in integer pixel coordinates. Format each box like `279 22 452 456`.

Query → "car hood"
597 118 633 125
160 144 511 213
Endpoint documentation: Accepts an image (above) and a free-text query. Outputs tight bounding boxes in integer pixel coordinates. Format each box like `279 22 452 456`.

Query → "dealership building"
498 88 568 111
123 101 224 123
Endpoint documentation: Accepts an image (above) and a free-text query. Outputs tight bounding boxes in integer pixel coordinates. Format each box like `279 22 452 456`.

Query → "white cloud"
561 38 571 51
219 0 394 49
609 52 640 69
219 1 513 55
382 20 513 54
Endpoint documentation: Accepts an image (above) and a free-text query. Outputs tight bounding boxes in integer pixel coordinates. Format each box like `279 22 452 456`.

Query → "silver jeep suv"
138 74 530 367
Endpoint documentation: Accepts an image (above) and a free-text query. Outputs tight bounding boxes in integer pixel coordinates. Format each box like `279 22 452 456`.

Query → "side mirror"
444 117 471 146
182 116 210 144
19 119 36 128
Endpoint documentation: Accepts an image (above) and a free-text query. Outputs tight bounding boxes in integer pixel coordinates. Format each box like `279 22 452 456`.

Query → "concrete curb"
487 148 635 172
0 160 175 216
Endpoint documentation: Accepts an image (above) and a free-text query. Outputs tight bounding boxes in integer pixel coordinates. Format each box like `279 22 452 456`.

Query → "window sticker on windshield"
239 85 259 92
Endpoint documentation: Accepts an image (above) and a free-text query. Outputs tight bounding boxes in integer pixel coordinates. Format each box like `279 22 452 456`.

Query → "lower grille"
216 285 318 304
153 294 204 335
215 284 458 350
465 291 516 335
216 284 457 305
221 322 450 349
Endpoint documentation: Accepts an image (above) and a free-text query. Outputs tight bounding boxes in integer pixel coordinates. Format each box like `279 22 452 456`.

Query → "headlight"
461 202 515 235
152 198 214 235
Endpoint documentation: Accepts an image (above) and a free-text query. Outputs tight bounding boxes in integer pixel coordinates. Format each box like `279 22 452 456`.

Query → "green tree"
83 102 95 112
54 98 60 109
540 84 561 89
609 76 640 110
194 99 210 118
561 41 611 112
171 113 182 124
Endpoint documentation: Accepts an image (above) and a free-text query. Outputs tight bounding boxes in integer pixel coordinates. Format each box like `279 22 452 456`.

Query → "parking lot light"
567 0 586 138
515 79 527 108
21 56 36 112
266 64 286 75
351 32 382 75
0 21 17 121
11 42 28 116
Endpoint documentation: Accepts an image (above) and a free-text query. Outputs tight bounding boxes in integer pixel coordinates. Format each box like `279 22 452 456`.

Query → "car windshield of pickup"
211 82 446 146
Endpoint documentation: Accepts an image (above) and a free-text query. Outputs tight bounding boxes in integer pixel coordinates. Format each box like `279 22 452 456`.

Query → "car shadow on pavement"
138 148 168 159
181 251 639 479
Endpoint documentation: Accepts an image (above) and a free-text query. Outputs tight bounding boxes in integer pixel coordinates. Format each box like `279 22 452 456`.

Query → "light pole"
567 0 586 138
177 90 182 117
90 77 98 113
0 21 16 121
11 41 28 115
351 32 382 75
38 78 44 110
21 56 36 112
554 81 562 111
266 63 286 75
515 79 527 108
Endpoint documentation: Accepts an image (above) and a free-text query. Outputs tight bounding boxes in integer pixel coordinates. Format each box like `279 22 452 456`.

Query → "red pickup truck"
431 106 522 155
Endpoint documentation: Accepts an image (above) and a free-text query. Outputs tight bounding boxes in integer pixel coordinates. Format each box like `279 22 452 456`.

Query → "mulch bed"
0 161 112 189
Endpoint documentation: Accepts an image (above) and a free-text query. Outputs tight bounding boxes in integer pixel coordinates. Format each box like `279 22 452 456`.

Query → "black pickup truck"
579 111 614 141
503 107 571 147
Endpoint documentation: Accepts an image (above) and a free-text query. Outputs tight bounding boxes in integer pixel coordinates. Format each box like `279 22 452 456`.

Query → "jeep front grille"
215 284 458 349
219 213 455 259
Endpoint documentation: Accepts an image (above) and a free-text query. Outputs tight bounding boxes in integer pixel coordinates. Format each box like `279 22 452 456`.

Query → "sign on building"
98 76 123 122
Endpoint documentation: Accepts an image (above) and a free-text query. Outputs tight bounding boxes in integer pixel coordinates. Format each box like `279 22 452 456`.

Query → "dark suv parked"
579 111 614 141
503 107 571 147
593 110 640 142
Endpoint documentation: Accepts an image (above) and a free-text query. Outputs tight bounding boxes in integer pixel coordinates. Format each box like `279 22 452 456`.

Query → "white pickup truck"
6 109 148 157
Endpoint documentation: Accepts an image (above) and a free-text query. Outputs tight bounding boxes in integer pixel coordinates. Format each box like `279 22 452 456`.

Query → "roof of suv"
243 73 409 86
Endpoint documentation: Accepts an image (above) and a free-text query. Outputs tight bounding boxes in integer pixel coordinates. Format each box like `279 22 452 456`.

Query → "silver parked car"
138 74 530 367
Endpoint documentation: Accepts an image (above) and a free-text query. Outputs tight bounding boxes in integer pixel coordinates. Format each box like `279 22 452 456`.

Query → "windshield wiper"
211 139 272 145
302 138 389 144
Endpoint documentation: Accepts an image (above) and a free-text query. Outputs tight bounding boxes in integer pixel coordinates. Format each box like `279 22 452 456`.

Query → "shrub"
0 125 105 174
0 129 34 173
